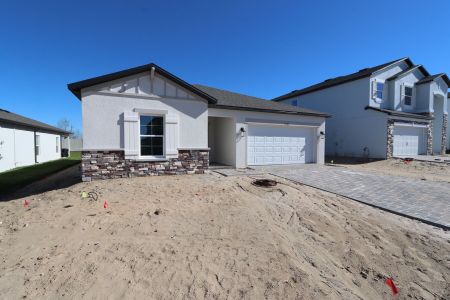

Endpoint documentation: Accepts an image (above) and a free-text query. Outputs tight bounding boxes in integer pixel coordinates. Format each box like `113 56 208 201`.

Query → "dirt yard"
0 173 449 299
330 158 450 183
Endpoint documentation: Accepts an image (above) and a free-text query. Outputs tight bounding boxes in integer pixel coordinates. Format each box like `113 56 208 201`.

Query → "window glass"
376 82 384 99
35 135 40 155
404 86 413 105
140 115 164 156
140 137 163 156
140 116 163 135
291 100 298 106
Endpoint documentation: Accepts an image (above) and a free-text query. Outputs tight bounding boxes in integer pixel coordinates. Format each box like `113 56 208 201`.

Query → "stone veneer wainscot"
441 114 448 155
82 150 209 182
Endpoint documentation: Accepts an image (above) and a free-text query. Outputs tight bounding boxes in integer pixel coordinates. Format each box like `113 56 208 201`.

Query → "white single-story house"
68 63 329 181
0 109 70 172
273 57 449 158
61 138 83 153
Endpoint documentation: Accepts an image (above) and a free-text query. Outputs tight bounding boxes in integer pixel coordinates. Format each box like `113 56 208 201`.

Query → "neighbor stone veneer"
386 119 432 158
82 150 209 181
441 114 448 155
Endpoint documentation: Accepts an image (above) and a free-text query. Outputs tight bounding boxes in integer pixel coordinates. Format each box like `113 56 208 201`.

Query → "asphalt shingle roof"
0 109 70 135
365 106 433 120
193 84 330 117
415 73 450 86
386 65 429 81
273 57 413 101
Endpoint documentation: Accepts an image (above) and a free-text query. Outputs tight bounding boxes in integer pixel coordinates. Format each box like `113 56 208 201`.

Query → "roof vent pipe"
150 66 155 81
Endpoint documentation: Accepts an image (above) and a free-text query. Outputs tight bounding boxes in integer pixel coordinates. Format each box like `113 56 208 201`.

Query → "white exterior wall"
81 72 209 157
390 70 423 112
208 108 326 168
0 123 62 172
82 93 208 152
280 78 388 158
370 61 409 109
0 124 35 172
0 125 15 171
430 77 448 114
36 131 61 163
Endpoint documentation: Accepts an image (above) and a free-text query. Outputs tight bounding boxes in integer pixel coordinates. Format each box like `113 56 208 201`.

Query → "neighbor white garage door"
247 124 315 165
393 125 427 156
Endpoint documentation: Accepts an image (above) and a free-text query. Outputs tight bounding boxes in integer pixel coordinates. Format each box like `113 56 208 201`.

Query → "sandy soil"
0 173 449 299
331 158 450 183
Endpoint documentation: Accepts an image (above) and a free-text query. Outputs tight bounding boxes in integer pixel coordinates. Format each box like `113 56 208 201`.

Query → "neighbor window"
375 82 384 99
35 135 40 155
291 99 298 106
140 115 164 156
403 86 413 106
56 137 59 152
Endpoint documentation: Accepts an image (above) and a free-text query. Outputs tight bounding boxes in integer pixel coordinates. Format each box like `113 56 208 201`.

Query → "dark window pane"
140 137 163 156
405 87 413 96
376 91 383 98
140 125 163 135
405 96 412 105
140 116 164 135
140 116 163 126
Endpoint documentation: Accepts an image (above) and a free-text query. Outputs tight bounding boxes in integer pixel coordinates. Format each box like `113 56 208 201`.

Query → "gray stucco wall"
280 77 388 158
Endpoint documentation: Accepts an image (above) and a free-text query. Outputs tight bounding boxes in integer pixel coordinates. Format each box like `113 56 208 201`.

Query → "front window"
376 82 384 99
291 99 298 106
140 115 164 156
403 86 413 106
56 137 59 153
35 135 40 155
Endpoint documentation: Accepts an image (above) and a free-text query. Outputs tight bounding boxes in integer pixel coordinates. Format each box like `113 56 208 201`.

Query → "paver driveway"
255 164 450 229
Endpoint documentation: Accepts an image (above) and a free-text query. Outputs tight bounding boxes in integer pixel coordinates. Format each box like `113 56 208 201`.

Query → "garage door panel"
393 126 426 156
247 124 314 165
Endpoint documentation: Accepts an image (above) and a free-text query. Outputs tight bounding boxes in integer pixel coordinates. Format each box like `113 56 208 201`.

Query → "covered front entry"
393 125 427 156
247 124 315 165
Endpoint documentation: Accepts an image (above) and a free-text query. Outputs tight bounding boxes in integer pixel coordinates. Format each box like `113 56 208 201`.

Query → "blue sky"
1 0 449 133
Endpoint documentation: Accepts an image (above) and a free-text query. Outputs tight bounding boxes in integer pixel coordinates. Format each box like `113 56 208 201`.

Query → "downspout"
34 130 37 163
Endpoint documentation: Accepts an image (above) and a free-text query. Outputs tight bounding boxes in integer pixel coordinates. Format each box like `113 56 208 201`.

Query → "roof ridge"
273 57 411 101
193 84 268 101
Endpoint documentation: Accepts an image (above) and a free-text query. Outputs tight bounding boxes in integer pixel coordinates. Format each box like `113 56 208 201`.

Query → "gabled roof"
194 84 330 117
272 57 413 101
0 109 70 135
68 63 329 118
415 73 450 86
68 63 218 104
386 65 430 81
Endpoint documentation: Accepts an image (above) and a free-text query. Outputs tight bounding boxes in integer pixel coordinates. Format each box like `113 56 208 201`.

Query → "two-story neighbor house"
273 58 449 159
68 63 328 181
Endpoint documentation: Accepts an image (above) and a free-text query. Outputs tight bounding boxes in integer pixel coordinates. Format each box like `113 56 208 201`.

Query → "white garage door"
393 126 426 156
247 124 315 165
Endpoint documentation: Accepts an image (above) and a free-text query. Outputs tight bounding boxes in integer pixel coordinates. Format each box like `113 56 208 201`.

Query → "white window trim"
138 114 166 160
372 80 384 103
402 84 414 107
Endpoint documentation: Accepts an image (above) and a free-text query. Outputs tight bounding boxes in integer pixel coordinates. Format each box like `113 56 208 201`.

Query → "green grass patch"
0 156 81 195
69 151 81 160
